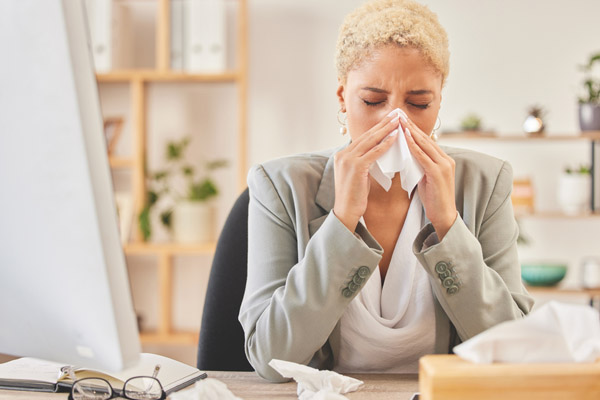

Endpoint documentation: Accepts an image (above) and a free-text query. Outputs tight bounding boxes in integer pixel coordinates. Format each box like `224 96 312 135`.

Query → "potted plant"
460 113 482 132
557 165 591 215
139 137 228 243
579 52 600 131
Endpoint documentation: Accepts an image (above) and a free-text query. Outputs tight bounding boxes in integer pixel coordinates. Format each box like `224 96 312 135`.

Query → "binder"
84 0 112 72
171 0 185 70
84 0 132 72
185 0 227 72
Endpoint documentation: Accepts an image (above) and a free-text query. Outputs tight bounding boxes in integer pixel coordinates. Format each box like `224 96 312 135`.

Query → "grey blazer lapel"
308 152 336 236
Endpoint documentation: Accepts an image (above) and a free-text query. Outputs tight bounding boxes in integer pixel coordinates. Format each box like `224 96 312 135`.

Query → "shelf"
526 285 600 297
439 131 600 141
108 156 134 168
124 241 217 255
96 70 240 83
515 211 600 219
140 331 199 346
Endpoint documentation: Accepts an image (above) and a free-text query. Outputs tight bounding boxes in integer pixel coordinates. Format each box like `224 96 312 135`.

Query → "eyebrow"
360 87 433 95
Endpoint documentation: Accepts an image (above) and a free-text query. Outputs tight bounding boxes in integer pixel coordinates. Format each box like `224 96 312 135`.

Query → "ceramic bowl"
521 263 567 287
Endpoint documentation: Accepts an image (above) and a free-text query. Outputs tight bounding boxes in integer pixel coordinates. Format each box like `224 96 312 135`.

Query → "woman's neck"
368 173 411 204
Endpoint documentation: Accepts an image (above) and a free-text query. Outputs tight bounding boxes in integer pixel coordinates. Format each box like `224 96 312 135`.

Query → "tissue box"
419 355 600 400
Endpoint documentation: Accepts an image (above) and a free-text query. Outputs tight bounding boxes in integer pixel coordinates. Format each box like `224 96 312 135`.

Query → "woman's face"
337 45 443 140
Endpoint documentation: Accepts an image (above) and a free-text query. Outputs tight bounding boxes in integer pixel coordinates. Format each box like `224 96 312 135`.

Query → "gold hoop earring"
337 109 347 135
430 116 441 141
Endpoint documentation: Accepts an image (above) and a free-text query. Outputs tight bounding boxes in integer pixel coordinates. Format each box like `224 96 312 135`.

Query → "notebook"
0 353 206 394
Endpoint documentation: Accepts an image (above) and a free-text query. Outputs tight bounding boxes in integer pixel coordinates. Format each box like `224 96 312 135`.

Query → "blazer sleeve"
413 161 534 342
239 164 383 382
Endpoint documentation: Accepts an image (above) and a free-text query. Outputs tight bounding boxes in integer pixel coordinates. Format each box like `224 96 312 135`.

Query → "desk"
0 371 419 400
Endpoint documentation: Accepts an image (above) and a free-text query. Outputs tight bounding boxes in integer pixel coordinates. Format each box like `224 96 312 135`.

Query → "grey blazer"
239 144 534 382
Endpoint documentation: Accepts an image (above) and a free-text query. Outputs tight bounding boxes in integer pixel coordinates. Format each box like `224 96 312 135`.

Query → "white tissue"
169 378 243 400
370 108 424 194
268 359 363 400
454 301 600 364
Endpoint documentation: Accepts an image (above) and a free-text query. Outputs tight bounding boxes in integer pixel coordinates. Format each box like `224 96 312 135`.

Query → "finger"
403 118 449 163
403 127 436 170
360 128 399 164
350 114 400 156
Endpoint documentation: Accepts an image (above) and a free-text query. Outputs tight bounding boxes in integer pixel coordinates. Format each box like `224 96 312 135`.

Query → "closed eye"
409 103 430 110
363 99 384 107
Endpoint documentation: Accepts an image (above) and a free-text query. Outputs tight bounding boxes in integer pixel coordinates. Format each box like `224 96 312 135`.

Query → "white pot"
172 201 214 243
557 173 591 215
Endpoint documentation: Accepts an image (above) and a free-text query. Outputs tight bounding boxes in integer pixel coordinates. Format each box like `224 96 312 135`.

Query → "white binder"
84 0 132 72
84 0 112 72
170 0 185 70
184 0 227 72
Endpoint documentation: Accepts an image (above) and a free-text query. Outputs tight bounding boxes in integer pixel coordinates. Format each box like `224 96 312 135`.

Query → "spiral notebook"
0 353 206 394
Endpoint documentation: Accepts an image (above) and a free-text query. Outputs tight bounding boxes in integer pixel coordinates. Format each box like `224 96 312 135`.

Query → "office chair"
197 188 254 371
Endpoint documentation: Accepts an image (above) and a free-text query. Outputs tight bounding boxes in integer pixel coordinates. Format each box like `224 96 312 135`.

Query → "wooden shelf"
515 211 600 219
124 241 217 256
96 70 240 83
95 0 248 345
140 331 199 346
108 156 134 168
439 131 600 141
526 285 600 297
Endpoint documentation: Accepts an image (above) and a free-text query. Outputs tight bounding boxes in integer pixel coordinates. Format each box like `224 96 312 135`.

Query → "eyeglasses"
68 376 166 400
67 365 166 400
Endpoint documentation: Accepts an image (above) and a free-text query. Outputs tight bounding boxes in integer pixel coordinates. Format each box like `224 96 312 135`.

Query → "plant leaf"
139 206 151 242
189 179 218 201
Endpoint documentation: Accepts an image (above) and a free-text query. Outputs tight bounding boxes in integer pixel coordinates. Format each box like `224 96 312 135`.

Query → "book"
0 353 207 394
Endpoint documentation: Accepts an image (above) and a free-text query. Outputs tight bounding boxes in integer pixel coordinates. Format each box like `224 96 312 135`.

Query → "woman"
239 0 534 382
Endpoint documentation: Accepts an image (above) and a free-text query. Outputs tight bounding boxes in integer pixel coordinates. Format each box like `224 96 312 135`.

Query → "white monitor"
0 0 141 371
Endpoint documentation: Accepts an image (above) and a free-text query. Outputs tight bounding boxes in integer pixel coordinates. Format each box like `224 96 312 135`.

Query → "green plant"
460 113 482 131
564 164 591 174
138 137 228 241
579 52 600 104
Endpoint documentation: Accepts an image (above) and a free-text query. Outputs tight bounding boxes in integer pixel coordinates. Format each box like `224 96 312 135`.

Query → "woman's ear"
336 81 346 112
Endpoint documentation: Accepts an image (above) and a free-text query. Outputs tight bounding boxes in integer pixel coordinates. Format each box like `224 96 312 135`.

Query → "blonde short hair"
335 0 450 85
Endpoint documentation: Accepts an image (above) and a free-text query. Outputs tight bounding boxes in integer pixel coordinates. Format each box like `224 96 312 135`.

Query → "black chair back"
197 188 253 371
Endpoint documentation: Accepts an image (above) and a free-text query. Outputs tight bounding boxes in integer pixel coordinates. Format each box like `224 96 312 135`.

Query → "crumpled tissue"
169 378 243 400
369 108 424 194
268 359 363 400
454 301 600 364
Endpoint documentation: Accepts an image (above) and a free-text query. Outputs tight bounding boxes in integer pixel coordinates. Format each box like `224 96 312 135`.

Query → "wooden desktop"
0 371 419 400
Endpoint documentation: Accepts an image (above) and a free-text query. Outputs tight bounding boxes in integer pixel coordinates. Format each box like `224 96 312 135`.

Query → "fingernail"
398 109 408 123
389 129 399 137
387 109 399 118
405 128 411 138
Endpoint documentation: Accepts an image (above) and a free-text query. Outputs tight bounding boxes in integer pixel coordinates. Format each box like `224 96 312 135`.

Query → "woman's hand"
402 117 458 240
333 112 400 232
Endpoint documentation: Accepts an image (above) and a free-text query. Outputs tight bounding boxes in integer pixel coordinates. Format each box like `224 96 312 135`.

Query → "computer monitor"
0 0 141 371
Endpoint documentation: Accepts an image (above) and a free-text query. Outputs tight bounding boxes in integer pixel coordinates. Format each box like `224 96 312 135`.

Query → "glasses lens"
124 377 163 400
72 378 112 400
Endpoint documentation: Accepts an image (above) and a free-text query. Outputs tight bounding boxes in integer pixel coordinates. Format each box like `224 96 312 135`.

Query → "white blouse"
334 192 436 373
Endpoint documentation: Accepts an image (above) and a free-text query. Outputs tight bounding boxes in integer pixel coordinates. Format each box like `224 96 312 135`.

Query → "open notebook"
0 353 206 394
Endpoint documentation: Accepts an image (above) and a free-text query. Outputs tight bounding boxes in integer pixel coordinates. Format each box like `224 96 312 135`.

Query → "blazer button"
342 288 353 298
348 281 359 292
447 285 459 295
352 274 365 285
357 266 370 278
435 262 448 274
442 277 455 288
438 270 451 279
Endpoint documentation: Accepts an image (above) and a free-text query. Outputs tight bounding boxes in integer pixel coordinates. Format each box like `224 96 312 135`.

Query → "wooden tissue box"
419 354 600 400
